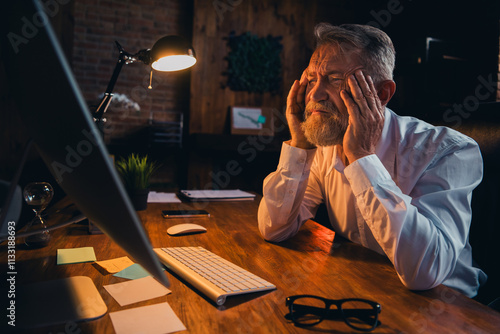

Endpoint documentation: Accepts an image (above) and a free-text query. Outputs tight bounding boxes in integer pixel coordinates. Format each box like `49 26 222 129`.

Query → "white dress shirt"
258 108 487 297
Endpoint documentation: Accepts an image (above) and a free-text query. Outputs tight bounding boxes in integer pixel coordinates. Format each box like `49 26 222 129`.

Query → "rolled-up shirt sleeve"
258 141 319 242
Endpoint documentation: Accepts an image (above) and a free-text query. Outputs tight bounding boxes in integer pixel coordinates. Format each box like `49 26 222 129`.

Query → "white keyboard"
153 246 276 305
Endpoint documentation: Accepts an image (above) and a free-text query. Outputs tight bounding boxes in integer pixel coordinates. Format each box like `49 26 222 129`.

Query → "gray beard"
301 102 348 146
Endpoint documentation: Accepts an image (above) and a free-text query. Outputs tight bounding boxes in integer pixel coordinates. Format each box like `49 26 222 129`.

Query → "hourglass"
23 182 54 248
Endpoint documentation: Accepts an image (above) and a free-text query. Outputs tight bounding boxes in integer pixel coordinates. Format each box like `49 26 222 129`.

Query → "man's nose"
309 77 329 102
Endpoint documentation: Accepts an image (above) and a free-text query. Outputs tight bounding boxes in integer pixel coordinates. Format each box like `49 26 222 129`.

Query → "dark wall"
315 0 500 122
2 0 499 191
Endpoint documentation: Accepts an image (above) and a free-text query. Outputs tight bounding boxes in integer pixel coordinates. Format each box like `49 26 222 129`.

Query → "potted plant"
115 154 159 211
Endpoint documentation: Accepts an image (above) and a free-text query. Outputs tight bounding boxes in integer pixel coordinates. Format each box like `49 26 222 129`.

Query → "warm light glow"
151 55 197 72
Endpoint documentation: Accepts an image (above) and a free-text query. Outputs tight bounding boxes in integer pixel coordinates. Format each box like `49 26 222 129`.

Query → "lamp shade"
150 35 196 72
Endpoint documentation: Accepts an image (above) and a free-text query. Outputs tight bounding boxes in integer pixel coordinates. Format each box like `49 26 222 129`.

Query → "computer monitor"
1 0 169 288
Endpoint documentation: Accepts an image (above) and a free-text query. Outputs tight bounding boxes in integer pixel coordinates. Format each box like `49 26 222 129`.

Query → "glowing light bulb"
151 55 197 72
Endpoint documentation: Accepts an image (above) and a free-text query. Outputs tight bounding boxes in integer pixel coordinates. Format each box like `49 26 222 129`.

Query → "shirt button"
288 190 293 194
298 158 305 164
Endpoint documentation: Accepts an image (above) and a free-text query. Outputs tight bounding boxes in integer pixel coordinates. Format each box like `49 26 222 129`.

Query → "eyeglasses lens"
341 300 378 331
290 297 327 326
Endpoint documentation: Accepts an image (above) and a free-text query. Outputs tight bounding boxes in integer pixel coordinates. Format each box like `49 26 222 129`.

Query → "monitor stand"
16 276 107 329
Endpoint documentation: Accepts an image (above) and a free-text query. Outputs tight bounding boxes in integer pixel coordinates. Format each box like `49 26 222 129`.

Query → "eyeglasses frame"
286 294 381 332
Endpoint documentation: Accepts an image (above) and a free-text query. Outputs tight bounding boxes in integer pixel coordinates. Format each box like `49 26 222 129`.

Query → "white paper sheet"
180 189 255 200
109 302 186 334
147 191 182 203
104 276 171 306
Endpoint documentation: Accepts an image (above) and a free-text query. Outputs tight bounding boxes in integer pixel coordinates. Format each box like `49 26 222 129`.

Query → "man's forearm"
344 153 480 294
258 166 308 241
258 142 317 241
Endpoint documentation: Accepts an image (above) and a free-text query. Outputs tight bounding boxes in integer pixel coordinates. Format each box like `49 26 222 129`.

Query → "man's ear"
377 80 396 106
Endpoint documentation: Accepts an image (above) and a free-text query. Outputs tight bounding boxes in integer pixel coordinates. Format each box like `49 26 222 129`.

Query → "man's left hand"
340 70 385 164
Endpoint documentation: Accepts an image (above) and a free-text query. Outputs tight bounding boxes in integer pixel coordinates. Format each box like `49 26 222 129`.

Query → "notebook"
179 189 255 201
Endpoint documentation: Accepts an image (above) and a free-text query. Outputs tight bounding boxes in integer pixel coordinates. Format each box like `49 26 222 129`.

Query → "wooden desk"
3 197 500 333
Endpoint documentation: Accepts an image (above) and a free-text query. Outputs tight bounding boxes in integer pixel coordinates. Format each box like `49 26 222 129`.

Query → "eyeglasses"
286 295 381 331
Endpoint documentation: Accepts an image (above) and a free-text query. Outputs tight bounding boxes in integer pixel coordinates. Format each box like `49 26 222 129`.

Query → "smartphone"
162 209 210 218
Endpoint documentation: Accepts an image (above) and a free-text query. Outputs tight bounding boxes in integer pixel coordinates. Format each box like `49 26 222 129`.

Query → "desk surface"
3 197 500 333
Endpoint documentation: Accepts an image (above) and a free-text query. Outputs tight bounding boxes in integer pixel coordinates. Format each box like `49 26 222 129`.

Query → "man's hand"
340 70 385 163
286 71 315 149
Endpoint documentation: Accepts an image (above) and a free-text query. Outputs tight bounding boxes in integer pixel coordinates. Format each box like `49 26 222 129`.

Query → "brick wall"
72 0 192 143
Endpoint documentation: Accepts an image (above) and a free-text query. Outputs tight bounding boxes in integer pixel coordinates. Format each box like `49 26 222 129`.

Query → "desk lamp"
93 35 196 125
2 0 200 327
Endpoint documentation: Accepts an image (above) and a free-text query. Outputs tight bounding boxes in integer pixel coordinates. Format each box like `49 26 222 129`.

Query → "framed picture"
230 106 275 135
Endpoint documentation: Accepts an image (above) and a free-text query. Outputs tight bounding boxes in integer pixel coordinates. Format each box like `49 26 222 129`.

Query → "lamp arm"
93 41 138 123
104 53 126 94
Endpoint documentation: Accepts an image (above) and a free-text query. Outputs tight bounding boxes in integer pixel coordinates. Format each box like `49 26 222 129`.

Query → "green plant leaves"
115 154 159 190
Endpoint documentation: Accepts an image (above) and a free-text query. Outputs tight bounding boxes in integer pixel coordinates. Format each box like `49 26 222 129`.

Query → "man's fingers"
367 75 383 117
347 71 385 124
300 70 307 84
286 73 315 149
297 82 307 105
287 76 307 116
355 71 378 113
340 90 359 124
347 75 368 114
286 80 300 112
341 70 385 162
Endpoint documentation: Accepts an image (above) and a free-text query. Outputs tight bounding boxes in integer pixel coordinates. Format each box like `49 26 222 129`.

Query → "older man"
258 23 486 298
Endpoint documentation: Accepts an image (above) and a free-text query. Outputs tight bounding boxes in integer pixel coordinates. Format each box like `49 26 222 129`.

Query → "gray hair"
314 23 395 84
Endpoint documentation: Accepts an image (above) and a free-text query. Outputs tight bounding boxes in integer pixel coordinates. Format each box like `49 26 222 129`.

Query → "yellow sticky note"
57 247 96 265
95 256 135 274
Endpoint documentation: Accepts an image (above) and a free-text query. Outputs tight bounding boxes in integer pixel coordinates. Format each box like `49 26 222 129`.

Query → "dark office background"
1 0 500 306
0 0 499 190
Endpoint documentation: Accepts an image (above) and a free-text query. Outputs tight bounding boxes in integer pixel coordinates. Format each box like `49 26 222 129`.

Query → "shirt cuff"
344 154 392 196
278 141 317 173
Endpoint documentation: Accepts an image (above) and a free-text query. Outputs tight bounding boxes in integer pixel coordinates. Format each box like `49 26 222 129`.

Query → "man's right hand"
286 71 316 149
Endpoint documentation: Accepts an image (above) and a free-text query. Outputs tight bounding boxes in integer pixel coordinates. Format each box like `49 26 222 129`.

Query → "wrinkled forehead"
307 43 363 75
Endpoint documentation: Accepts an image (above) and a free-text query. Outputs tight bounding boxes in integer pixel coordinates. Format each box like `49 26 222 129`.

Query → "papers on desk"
57 247 96 264
113 263 159 280
147 191 181 203
94 256 135 274
109 302 186 334
103 263 183 333
180 189 255 201
104 276 171 306
55 250 186 333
